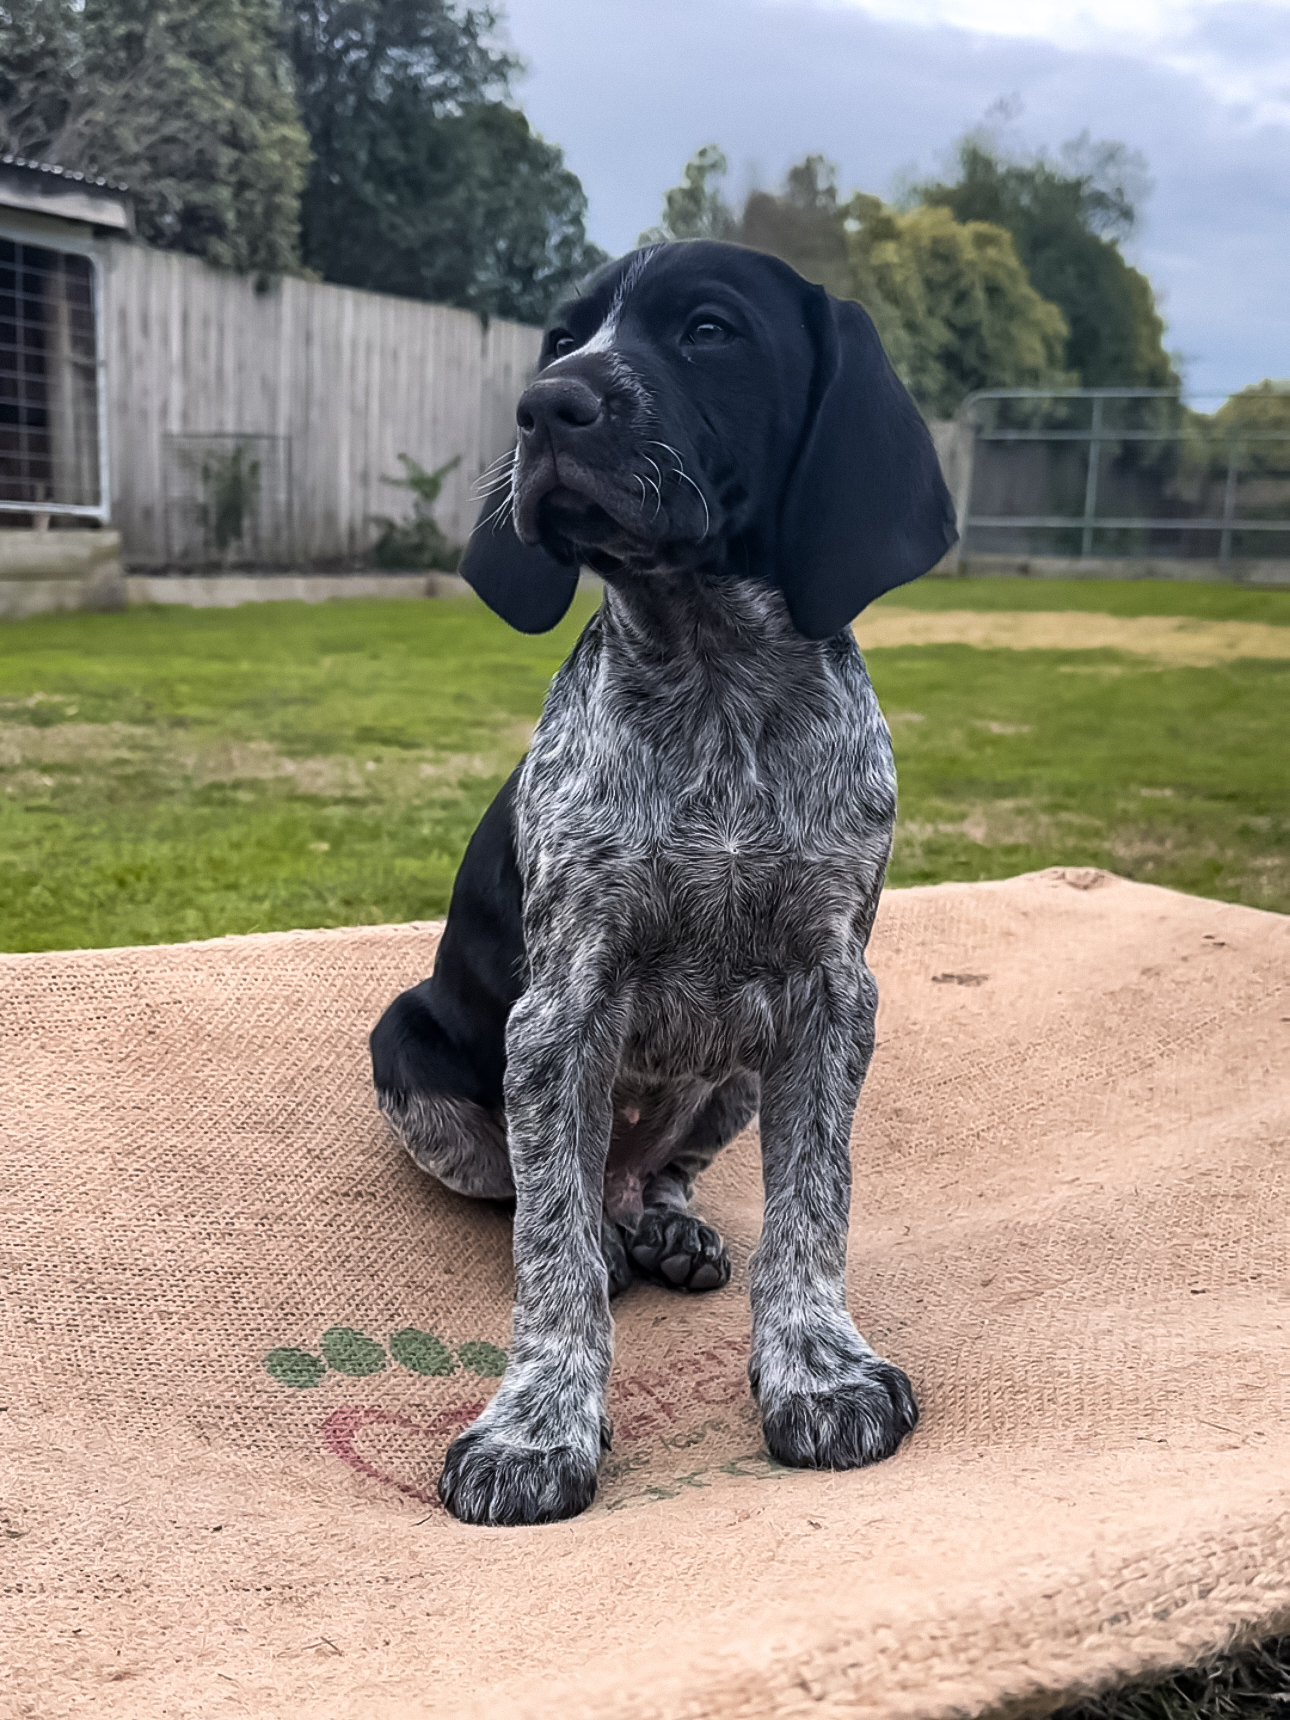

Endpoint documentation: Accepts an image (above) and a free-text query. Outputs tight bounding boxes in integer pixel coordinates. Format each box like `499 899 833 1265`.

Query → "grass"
873 646 1288 909
1048 1634 1290 1719
1 580 1287 952
0 594 595 952
878 574 1290 624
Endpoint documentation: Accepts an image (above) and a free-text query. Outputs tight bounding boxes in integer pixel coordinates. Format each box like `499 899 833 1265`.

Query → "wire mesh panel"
162 434 292 568
964 390 1290 565
0 237 102 512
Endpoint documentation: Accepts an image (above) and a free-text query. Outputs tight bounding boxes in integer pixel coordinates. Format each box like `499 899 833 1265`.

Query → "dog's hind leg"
370 763 524 1204
625 1072 758 1293
380 1088 514 1201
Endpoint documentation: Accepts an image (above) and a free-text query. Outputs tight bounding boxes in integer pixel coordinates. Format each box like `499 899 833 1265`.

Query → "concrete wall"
122 572 468 607
97 242 542 567
0 528 126 618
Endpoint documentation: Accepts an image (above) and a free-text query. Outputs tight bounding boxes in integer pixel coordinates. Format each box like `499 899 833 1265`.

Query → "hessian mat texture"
2 869 1287 1720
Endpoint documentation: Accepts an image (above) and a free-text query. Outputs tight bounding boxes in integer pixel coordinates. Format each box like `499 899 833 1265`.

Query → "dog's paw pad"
439 1427 598 1526
688 1259 725 1291
628 1211 731 1293
762 1360 918 1470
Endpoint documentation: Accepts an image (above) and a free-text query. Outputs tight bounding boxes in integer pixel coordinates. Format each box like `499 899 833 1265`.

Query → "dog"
370 240 955 1526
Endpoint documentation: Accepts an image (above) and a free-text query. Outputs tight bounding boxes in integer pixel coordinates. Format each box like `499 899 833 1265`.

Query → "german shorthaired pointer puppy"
371 240 955 1526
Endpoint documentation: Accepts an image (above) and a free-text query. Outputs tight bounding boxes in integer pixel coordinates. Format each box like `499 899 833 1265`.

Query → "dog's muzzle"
514 361 667 561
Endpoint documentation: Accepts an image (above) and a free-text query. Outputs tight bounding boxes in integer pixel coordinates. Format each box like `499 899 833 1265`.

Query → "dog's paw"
761 1359 918 1470
627 1210 731 1292
600 1216 634 1299
439 1423 600 1526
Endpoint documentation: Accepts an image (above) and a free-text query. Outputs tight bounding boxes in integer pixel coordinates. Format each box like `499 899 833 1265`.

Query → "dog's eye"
550 332 577 358
685 318 732 347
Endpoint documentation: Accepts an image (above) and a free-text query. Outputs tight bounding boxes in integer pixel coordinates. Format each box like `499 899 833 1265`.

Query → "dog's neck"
596 565 822 665
570 566 859 769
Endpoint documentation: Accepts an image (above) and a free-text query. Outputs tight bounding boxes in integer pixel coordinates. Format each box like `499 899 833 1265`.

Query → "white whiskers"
471 448 518 500
647 440 710 539
473 491 515 536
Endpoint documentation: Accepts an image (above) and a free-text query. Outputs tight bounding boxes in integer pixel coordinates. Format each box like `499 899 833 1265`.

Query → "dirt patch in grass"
0 719 154 768
1 714 536 795
897 798 1100 850
855 609 1290 663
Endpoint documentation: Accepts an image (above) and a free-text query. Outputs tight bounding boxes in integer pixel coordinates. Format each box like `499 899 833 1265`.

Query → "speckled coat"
370 241 955 1525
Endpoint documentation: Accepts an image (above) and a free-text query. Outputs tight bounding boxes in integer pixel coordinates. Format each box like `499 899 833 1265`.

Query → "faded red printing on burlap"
1 869 1287 1720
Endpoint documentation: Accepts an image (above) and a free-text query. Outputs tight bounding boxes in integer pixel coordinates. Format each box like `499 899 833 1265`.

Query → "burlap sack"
2 869 1286 1720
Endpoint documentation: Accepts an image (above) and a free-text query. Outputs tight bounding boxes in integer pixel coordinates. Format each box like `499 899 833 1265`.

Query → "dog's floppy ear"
458 507 580 634
775 288 956 640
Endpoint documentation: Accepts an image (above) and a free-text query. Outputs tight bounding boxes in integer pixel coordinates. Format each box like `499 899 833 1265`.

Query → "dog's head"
460 241 956 639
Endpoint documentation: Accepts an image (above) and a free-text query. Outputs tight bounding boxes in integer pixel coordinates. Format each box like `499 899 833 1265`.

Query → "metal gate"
0 234 107 519
961 389 1290 569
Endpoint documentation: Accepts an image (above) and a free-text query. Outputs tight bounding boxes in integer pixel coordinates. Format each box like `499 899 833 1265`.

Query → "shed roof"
0 155 134 234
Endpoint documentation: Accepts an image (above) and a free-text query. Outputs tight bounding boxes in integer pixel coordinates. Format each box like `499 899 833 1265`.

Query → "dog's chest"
515 592 896 1010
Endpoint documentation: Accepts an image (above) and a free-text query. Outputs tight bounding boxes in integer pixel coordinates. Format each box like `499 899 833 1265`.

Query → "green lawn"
877 572 1290 624
1 579 1287 953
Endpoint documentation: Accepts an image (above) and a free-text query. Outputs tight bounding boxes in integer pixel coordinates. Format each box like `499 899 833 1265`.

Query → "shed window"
0 238 101 513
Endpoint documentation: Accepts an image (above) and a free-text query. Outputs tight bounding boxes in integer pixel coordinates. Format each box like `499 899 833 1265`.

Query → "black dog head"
460 241 956 639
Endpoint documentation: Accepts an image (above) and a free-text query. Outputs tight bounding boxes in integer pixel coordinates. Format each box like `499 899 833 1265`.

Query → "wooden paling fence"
97 242 541 568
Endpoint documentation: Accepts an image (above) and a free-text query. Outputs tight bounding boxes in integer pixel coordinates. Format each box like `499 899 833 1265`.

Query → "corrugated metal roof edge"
1 154 130 194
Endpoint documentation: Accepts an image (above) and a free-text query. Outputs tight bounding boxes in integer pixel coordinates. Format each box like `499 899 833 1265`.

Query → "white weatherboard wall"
98 241 541 566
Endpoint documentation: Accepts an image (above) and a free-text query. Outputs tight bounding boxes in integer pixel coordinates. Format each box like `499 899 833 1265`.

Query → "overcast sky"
498 0 1290 401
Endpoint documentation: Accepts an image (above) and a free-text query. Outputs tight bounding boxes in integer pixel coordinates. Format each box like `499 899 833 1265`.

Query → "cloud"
500 0 1290 396
832 0 1290 127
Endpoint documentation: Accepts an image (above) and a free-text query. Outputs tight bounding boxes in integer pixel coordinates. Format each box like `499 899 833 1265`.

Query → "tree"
0 0 310 274
738 154 850 298
644 148 1071 417
847 198 1072 419
0 0 81 163
286 0 606 322
915 132 1176 389
1204 380 1290 478
638 143 736 245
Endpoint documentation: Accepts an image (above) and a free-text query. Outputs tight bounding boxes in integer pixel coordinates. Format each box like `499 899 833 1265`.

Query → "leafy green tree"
1209 380 1290 439
0 0 81 162
737 154 851 298
915 132 1176 389
286 0 605 322
847 197 1072 418
0 0 310 274
645 148 1071 416
638 143 737 244
1198 381 1290 480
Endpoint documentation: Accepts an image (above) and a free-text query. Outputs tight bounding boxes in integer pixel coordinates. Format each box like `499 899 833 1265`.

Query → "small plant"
198 443 262 560
372 453 463 571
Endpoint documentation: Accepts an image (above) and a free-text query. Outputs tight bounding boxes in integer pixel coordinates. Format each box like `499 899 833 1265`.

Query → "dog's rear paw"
627 1210 731 1292
761 1361 918 1470
439 1425 599 1526
601 1217 634 1299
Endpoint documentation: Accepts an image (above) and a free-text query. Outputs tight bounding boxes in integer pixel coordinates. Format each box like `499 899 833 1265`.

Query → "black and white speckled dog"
370 240 955 1527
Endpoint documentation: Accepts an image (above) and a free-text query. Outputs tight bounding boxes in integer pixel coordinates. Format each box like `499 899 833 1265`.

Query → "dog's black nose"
516 375 604 439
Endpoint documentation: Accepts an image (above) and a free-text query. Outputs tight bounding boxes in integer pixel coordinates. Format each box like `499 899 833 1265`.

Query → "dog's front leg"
438 983 620 1526
750 968 918 1470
